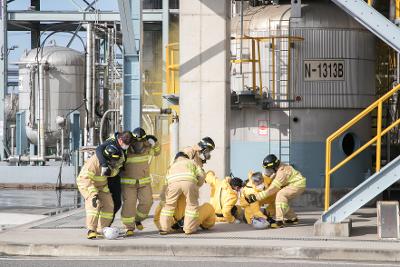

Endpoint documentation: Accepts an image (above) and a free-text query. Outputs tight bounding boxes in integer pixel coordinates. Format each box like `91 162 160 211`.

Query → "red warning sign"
258 120 268 136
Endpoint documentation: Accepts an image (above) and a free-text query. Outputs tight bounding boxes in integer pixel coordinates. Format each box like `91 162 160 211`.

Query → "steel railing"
325 83 400 211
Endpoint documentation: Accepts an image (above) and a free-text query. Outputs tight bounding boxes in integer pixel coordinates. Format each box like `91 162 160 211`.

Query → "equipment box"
377 201 400 239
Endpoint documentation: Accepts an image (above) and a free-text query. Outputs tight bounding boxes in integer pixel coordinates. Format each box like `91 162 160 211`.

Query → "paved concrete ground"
0 204 399 262
1 256 399 267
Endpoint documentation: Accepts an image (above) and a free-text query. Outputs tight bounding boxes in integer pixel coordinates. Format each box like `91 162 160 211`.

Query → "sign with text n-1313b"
304 59 345 81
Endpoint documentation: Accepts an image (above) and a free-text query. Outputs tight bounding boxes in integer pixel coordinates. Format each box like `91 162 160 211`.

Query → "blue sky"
7 0 118 63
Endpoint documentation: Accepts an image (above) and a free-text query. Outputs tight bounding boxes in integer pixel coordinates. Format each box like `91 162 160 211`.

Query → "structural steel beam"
0 0 7 160
8 10 162 22
118 0 142 130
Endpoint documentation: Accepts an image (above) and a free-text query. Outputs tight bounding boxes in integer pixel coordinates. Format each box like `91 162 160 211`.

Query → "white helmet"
251 217 270 229
102 227 120 240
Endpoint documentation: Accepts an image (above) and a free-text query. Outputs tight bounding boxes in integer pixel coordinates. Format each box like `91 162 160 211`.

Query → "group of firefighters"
76 129 307 239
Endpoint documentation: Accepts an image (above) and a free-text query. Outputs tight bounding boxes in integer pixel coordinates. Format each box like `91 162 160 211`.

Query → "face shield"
199 148 211 163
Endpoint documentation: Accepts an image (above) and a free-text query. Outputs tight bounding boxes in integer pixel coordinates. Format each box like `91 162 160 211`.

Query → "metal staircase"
331 0 400 52
322 154 400 223
323 84 400 223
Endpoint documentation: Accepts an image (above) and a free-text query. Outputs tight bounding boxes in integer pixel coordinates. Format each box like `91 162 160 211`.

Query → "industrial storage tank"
230 0 375 206
18 46 85 148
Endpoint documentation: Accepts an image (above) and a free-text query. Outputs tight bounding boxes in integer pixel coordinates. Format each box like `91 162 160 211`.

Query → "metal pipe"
60 128 64 158
38 63 46 159
10 125 15 156
7 155 61 163
99 109 119 143
85 23 93 145
240 0 244 74
92 34 98 131
169 113 179 163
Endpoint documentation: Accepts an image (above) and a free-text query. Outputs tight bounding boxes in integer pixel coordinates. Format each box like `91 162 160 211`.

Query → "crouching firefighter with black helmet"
119 127 161 236
77 145 124 239
183 137 215 167
246 154 306 228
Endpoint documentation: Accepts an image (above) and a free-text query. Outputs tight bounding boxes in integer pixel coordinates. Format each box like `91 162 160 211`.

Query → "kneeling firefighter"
159 152 205 235
205 171 243 223
154 191 216 232
240 172 276 226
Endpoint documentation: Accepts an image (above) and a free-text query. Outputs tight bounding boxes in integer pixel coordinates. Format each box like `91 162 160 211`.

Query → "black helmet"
174 151 189 161
230 177 243 189
103 144 122 161
198 137 215 151
263 154 280 169
132 127 147 141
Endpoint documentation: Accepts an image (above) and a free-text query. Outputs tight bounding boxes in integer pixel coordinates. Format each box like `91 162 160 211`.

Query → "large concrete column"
179 1 231 178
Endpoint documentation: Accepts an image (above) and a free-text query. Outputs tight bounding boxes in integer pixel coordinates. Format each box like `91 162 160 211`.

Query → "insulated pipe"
38 63 46 160
92 35 98 131
85 23 93 145
169 113 179 163
99 109 119 143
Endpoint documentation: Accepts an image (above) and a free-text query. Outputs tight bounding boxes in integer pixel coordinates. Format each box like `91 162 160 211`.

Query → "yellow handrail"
325 83 400 211
166 43 179 95
231 35 303 99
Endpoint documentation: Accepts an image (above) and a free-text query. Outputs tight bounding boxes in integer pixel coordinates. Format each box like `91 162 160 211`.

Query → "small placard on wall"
258 120 268 136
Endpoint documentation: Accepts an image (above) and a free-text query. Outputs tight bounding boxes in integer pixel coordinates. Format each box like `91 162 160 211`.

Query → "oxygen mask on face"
199 149 211 163
132 141 145 154
263 168 275 177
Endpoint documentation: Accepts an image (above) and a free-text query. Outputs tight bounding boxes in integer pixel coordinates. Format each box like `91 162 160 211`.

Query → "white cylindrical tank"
230 0 375 201
18 46 85 147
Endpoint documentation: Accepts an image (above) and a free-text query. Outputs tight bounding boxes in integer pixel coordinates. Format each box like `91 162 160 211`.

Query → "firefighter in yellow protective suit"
205 171 243 223
154 188 216 231
119 127 161 236
183 137 215 167
160 152 205 235
76 144 124 239
247 154 306 228
240 172 276 225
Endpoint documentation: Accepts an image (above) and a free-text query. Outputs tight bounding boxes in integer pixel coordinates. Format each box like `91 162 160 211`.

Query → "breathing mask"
256 184 265 191
263 168 275 177
121 143 129 150
132 141 145 154
199 149 211 163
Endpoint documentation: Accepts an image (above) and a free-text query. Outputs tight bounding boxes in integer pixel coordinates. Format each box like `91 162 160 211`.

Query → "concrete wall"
179 0 231 178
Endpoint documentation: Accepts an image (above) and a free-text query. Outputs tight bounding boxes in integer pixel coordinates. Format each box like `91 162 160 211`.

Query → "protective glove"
233 219 241 224
101 167 111 176
91 194 100 208
146 135 158 147
246 194 258 204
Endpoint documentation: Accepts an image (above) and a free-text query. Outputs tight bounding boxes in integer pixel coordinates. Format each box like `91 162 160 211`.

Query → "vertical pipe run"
166 45 170 94
85 23 93 145
92 34 97 133
38 64 46 159
239 0 244 75
257 40 263 96
251 39 256 92
169 115 179 163
288 38 291 99
10 125 15 156
272 38 276 99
